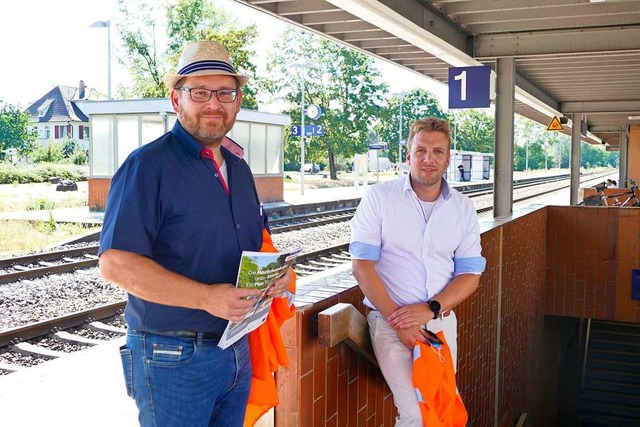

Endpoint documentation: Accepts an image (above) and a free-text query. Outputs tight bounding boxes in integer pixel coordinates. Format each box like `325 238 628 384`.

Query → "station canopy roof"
234 0 640 148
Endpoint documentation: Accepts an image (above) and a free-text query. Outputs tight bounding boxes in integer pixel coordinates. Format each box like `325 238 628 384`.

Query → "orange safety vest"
413 332 468 427
244 229 297 426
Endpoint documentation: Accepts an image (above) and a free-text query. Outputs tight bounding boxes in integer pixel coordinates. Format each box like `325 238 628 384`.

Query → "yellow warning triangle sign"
547 116 563 131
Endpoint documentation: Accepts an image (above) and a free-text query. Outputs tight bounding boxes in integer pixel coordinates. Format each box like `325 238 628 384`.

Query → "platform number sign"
291 125 325 137
448 65 491 109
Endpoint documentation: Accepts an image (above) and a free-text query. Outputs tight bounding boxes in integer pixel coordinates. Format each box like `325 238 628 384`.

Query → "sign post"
291 62 317 195
291 125 326 137
448 66 492 109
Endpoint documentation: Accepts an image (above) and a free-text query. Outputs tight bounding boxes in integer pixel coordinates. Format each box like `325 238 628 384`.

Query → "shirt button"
236 224 241 229
214 174 219 178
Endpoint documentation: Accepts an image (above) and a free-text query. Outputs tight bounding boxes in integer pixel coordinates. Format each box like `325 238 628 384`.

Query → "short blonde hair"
407 117 451 150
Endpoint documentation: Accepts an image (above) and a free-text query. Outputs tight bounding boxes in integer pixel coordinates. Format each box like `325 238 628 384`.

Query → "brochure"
218 248 300 349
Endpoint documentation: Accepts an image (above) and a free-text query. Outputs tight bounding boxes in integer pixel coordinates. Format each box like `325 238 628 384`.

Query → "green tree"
116 0 165 98
0 100 37 156
265 28 387 179
116 0 259 108
603 149 619 168
376 89 447 163
581 142 615 169
452 109 495 153
513 115 561 171
546 131 570 169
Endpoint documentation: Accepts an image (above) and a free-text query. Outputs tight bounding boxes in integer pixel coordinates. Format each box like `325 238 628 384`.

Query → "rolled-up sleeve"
453 200 486 275
349 188 382 261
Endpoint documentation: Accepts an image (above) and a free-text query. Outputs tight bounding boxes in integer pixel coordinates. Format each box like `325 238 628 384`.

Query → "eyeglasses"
177 87 238 103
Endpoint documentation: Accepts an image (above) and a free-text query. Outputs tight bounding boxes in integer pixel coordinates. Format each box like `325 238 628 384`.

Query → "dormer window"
37 99 53 118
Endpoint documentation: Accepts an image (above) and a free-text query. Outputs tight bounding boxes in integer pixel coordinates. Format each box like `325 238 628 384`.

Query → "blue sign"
448 66 491 109
632 269 640 301
368 143 387 150
291 125 325 137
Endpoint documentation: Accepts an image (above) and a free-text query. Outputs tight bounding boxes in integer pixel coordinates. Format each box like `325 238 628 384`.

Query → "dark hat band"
178 60 237 76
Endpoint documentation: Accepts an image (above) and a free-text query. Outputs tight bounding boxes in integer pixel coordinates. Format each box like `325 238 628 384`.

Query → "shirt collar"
171 120 238 163
402 174 452 201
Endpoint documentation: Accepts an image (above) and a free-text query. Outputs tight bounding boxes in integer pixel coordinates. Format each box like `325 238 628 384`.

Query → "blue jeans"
120 331 252 427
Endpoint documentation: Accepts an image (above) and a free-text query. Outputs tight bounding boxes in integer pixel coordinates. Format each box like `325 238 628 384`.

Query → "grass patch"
282 171 399 191
0 220 96 257
0 181 88 213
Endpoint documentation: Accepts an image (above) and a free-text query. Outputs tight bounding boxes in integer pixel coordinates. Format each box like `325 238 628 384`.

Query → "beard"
178 105 234 145
410 168 443 188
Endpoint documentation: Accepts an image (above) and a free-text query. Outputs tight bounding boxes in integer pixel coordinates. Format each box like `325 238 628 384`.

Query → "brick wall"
278 208 551 426
276 271 397 427
256 176 284 202
88 178 111 211
546 206 640 322
457 208 547 426
617 209 640 322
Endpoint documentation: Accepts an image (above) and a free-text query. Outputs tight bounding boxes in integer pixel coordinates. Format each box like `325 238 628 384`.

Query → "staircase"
579 320 640 426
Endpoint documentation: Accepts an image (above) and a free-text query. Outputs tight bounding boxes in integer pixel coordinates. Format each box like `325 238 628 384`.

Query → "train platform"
0 169 606 426
0 169 571 225
0 263 353 427
0 337 138 427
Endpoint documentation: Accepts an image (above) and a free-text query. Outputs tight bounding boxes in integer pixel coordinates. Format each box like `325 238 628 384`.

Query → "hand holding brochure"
218 247 300 349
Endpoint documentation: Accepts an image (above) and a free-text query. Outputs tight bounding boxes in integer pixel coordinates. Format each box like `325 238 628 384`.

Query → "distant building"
25 80 104 149
449 150 493 182
75 99 290 209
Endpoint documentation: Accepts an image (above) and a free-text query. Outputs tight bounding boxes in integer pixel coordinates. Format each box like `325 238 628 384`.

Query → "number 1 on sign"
454 70 467 101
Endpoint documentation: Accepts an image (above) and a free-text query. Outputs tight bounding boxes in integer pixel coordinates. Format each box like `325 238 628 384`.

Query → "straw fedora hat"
164 40 249 90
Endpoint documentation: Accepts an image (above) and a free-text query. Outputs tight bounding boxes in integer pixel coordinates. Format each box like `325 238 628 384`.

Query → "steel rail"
0 245 99 269
0 301 125 347
0 244 355 348
0 172 612 286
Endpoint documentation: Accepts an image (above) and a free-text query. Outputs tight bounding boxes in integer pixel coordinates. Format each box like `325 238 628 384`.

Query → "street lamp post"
394 92 409 165
291 62 317 195
90 20 112 99
398 98 403 163
452 116 457 151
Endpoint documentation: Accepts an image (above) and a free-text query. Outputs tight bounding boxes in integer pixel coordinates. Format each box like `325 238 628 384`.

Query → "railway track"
0 172 615 373
0 173 610 286
0 243 352 373
0 209 355 285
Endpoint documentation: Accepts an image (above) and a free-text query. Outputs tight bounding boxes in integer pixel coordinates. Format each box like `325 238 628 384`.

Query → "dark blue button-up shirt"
99 121 266 333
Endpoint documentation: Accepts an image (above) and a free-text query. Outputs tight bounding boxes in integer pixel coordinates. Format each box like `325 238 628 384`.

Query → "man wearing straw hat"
99 40 292 426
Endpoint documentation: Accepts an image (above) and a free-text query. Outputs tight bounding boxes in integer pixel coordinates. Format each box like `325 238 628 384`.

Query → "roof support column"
493 57 515 217
570 114 581 205
619 129 628 187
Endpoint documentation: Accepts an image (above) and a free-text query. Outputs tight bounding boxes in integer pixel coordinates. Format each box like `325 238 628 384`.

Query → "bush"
31 143 65 163
70 148 89 166
332 156 351 172
0 163 88 184
284 162 300 172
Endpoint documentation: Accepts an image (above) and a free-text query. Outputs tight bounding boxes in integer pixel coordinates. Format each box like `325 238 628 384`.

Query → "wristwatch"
427 300 441 319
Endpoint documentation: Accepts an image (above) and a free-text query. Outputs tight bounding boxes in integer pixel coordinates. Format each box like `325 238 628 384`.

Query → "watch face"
429 300 441 312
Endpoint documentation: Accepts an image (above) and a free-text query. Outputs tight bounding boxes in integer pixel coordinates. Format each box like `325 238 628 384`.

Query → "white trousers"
367 310 458 427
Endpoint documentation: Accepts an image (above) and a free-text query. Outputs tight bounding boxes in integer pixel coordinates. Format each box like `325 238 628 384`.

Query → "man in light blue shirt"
350 117 485 426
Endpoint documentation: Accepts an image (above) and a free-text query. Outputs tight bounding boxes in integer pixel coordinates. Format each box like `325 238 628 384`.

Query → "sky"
1 0 447 110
